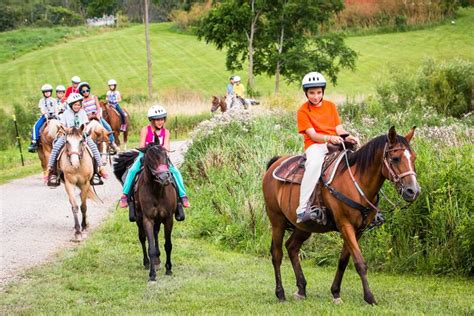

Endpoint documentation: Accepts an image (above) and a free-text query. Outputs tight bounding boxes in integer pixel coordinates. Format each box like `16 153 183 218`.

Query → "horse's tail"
266 156 281 170
87 185 101 203
113 150 139 184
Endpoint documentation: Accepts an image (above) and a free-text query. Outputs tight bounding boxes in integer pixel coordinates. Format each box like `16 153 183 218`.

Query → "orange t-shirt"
297 100 342 150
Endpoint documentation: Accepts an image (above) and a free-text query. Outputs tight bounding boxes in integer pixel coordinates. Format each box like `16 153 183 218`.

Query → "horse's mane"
68 127 83 138
342 134 410 175
113 151 140 184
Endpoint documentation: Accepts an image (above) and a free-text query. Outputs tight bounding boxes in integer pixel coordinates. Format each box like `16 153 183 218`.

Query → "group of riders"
225 75 259 109
28 70 385 228
28 75 191 221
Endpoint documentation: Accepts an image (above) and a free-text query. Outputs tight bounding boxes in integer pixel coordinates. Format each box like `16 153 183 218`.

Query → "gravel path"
0 141 188 289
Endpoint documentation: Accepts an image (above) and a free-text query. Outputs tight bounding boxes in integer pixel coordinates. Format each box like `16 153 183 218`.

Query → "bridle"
65 134 85 160
382 142 417 193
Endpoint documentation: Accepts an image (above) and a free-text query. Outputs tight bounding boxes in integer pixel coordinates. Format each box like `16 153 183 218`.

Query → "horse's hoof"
72 234 82 242
333 297 343 305
165 270 172 276
81 230 88 238
293 292 306 300
148 279 157 284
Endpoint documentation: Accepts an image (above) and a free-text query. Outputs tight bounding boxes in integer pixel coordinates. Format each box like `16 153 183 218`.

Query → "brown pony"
84 119 112 165
59 125 99 242
263 126 420 304
37 119 63 182
211 96 228 113
113 143 177 282
99 101 129 149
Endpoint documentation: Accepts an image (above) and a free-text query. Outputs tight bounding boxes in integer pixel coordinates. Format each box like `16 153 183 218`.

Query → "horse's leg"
340 225 376 304
163 217 174 276
79 184 89 231
153 220 161 269
285 229 311 300
65 181 82 241
137 219 150 269
270 223 286 301
144 217 157 281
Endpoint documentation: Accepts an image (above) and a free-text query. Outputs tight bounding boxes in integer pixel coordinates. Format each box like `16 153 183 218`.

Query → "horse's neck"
350 150 385 200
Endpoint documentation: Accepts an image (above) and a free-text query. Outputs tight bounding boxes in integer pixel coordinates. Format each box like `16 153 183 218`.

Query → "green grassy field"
1 8 473 109
1 208 472 314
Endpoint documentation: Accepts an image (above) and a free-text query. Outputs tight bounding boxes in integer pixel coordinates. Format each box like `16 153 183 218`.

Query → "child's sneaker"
120 124 127 132
181 196 190 208
119 194 128 208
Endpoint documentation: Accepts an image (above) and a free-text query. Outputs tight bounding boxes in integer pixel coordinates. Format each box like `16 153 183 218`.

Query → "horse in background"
59 125 99 242
99 101 129 150
38 118 63 183
263 127 420 304
113 143 177 282
85 119 112 165
211 96 228 113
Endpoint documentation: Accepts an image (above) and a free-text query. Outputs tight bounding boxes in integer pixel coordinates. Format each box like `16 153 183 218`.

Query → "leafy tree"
197 0 357 93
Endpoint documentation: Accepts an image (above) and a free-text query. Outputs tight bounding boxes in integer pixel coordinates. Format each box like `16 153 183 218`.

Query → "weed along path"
0 141 188 289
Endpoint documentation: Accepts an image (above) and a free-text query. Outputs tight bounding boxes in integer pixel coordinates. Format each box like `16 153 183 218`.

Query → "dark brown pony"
263 127 420 304
99 101 129 149
113 143 177 281
211 95 228 113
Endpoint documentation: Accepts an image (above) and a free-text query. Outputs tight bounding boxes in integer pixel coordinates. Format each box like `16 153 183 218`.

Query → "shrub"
170 0 212 31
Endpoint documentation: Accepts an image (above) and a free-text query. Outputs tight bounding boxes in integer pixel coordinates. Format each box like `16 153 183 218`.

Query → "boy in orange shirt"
296 72 359 224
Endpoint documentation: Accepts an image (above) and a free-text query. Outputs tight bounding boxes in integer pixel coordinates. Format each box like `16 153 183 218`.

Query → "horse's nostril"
406 188 415 196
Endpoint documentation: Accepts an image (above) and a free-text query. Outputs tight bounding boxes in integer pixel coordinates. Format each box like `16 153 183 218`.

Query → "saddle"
272 142 357 223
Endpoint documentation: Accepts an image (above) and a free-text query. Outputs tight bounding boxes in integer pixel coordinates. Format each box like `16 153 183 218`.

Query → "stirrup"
175 203 185 221
296 206 326 225
366 212 385 231
47 174 60 187
90 173 104 185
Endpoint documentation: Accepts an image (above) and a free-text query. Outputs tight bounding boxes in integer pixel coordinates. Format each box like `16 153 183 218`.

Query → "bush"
376 59 474 118
0 4 21 32
170 0 212 31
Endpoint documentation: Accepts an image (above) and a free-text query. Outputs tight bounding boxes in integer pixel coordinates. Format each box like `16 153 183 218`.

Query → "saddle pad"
272 155 306 184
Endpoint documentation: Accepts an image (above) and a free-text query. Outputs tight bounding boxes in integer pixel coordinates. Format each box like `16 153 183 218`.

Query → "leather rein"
322 139 416 229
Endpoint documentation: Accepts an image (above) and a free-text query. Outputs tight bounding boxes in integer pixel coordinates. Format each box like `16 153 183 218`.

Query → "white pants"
296 143 328 215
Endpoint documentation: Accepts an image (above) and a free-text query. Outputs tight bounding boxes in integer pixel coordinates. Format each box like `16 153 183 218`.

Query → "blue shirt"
226 83 234 95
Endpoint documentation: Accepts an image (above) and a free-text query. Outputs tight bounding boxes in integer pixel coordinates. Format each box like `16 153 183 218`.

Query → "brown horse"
59 125 99 242
263 126 420 304
85 119 112 165
211 95 228 113
37 119 63 183
99 101 129 149
113 143 177 281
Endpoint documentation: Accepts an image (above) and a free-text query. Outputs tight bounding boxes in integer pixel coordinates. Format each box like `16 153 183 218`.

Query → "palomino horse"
37 119 63 182
263 127 420 304
59 125 99 242
211 96 228 113
84 119 112 165
99 101 129 149
113 143 177 281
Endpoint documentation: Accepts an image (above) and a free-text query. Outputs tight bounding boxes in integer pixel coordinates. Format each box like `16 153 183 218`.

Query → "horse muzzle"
150 164 171 186
401 183 421 202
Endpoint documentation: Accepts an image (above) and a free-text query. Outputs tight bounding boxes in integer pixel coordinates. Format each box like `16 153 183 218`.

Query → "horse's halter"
381 141 417 194
146 146 172 185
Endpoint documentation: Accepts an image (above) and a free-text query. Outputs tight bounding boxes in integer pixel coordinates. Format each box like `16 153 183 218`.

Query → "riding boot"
175 203 185 221
47 166 60 187
28 141 38 153
90 164 104 186
366 211 385 230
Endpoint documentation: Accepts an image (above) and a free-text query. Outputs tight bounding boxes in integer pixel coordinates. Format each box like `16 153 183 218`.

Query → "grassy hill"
0 8 473 109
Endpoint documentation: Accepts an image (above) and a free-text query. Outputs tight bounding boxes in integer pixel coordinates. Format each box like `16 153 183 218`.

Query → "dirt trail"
0 141 188 289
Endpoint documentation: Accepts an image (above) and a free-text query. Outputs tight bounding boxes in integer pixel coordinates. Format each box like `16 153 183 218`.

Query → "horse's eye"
392 156 401 163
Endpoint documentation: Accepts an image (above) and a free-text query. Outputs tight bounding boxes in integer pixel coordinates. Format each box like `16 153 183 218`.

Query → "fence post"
175 116 178 140
12 114 25 166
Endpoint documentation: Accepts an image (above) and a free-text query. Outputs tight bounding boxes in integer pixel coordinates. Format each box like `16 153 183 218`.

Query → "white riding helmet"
56 85 66 92
67 93 83 105
108 79 117 86
147 105 167 120
71 76 81 84
41 84 53 92
233 75 241 82
302 72 326 91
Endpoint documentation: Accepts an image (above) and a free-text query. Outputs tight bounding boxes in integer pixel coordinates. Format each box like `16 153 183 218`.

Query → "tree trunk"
274 12 285 95
247 0 259 91
144 0 153 99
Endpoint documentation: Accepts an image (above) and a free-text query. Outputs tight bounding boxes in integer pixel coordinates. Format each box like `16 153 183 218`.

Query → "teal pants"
122 151 187 198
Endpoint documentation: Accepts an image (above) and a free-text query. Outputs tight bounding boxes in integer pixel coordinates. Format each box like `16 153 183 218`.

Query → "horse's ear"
405 126 416 143
79 124 85 134
388 126 397 145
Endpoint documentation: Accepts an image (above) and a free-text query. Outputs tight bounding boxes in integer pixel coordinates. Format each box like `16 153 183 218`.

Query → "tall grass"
182 105 473 275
